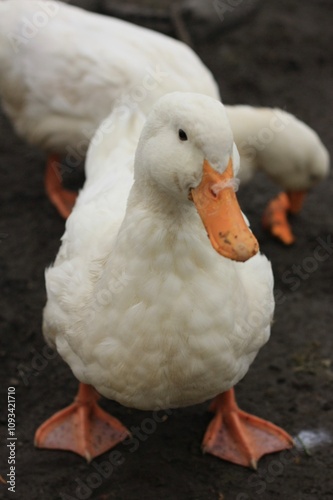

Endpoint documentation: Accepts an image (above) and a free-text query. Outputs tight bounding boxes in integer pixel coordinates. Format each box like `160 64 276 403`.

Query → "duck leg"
44 154 78 219
262 190 306 245
202 388 293 469
35 383 129 461
262 192 294 245
286 190 307 214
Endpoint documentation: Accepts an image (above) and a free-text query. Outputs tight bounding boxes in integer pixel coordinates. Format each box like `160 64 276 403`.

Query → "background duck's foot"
202 389 294 469
262 192 295 245
34 383 129 461
286 189 307 214
45 154 78 219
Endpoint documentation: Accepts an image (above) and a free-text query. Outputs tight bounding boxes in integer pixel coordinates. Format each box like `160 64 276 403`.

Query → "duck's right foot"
35 383 129 461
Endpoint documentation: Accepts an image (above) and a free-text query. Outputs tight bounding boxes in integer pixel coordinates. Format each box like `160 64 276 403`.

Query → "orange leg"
35 383 130 462
262 192 295 245
44 154 78 219
286 190 307 215
202 388 293 469
262 190 307 245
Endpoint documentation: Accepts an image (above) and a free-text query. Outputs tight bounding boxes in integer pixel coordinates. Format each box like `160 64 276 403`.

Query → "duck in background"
0 0 329 242
0 0 219 218
35 92 293 468
226 105 330 244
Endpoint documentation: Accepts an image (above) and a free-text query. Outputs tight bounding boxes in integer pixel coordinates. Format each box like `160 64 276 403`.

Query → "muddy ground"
1 0 333 499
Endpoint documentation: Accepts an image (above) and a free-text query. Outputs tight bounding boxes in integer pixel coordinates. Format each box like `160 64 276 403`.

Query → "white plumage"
0 0 328 193
43 92 274 410
0 0 218 153
226 105 329 190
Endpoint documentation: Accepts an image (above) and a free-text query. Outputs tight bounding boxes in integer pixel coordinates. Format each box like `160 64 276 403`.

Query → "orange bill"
191 159 259 262
286 190 307 214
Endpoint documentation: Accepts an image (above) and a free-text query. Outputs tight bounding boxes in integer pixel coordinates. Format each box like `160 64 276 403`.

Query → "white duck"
35 92 293 468
0 0 218 217
0 1 328 244
226 105 330 244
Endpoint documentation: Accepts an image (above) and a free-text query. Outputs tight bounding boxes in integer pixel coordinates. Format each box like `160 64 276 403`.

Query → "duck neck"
128 177 193 223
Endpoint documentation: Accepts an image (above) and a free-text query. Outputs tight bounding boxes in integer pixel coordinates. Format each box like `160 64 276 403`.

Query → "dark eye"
178 129 188 141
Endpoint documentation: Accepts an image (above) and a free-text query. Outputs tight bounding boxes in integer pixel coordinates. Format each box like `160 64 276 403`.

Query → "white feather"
226 105 329 189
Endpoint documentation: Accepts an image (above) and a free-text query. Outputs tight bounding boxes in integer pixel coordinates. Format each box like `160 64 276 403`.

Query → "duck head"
134 92 259 262
261 119 330 214
286 136 329 214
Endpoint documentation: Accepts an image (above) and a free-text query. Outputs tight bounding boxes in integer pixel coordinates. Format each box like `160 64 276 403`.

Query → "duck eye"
178 129 188 141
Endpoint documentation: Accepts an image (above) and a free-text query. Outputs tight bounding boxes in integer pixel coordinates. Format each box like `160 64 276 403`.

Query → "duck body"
45 178 272 410
43 95 274 411
0 0 219 154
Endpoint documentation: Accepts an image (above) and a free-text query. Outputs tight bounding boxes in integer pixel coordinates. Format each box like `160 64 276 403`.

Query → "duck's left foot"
45 154 78 219
35 383 130 461
262 192 295 245
202 389 294 469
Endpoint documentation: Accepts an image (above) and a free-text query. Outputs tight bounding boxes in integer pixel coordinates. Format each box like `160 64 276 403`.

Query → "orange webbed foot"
202 389 294 469
35 383 130 461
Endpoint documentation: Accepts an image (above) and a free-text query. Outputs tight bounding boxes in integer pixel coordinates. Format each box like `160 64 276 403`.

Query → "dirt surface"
1 0 333 499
